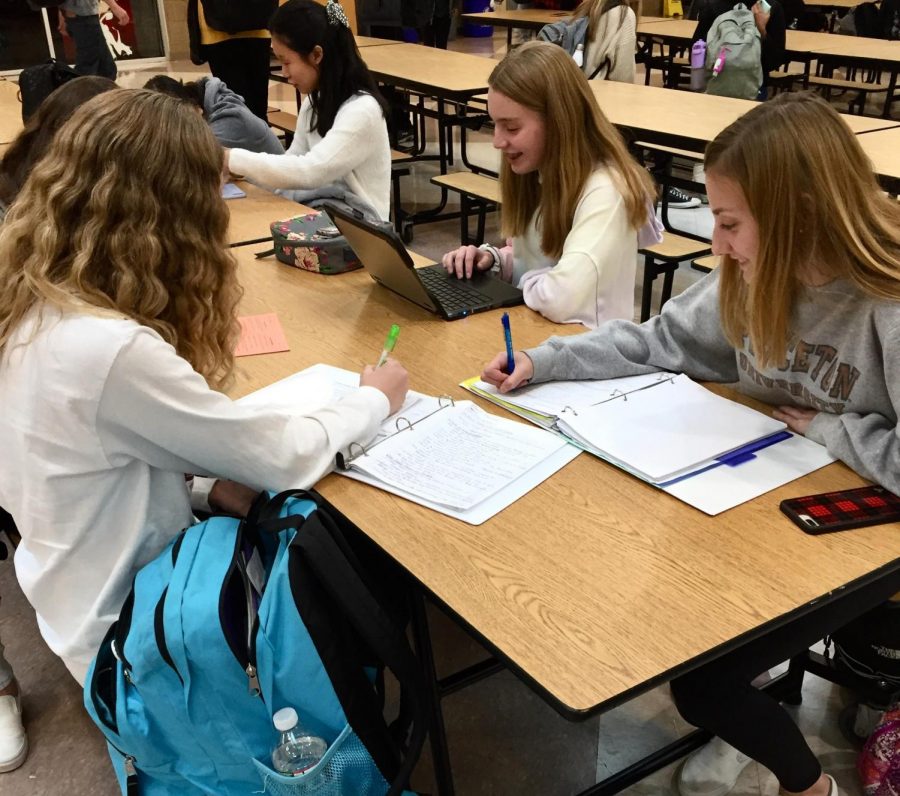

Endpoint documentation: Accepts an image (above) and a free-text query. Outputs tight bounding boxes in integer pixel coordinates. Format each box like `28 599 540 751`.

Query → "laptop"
324 204 524 321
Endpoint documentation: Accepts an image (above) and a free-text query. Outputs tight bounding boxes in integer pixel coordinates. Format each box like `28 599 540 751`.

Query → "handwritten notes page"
238 364 580 523
235 314 290 357
348 401 568 511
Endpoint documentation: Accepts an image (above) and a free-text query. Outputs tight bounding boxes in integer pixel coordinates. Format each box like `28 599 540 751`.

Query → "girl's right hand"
481 351 534 393
360 359 409 415
441 245 494 280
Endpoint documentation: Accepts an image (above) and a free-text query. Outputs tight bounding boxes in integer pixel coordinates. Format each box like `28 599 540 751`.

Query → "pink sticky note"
235 313 290 357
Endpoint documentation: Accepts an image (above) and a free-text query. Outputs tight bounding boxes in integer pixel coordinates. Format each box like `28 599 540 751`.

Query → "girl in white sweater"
441 42 658 328
572 0 638 83
0 90 407 684
227 0 391 220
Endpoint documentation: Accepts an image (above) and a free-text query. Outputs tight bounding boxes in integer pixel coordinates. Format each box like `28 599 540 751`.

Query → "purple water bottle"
690 39 707 92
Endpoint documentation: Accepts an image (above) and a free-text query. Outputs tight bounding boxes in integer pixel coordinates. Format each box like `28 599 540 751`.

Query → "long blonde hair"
707 91 900 368
0 89 242 389
489 41 655 258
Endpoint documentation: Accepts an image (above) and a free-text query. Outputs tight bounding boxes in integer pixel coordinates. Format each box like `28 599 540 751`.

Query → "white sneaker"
676 737 752 796
0 694 27 773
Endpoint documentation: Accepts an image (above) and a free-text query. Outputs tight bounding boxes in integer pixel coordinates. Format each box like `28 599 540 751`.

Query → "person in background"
442 42 659 328
481 91 900 796
58 0 129 80
571 0 638 83
0 76 118 221
226 0 391 220
144 75 284 155
187 0 275 120
0 88 407 687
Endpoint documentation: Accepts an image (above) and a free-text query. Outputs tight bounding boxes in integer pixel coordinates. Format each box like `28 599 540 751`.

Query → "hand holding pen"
481 313 533 393
360 323 408 414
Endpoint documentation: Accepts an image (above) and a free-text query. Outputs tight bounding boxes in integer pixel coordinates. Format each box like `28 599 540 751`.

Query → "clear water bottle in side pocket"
690 39 707 91
271 707 328 776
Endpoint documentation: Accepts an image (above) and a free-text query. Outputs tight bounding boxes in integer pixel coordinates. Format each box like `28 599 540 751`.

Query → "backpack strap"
288 501 428 796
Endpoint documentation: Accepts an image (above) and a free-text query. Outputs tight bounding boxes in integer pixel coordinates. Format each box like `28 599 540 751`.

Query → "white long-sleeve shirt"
228 92 391 220
497 167 637 328
0 308 389 684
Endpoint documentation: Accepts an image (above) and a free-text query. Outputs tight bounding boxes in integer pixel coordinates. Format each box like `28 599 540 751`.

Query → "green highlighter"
376 324 400 368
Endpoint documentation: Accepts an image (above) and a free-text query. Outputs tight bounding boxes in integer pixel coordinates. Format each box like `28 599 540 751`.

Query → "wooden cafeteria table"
229 244 900 794
354 35 404 47
361 42 494 102
590 80 899 151
461 8 568 46
226 182 309 247
0 79 23 144
811 38 900 117
857 125 900 190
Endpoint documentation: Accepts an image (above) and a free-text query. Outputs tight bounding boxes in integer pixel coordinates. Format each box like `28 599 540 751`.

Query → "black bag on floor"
18 60 79 123
830 597 900 691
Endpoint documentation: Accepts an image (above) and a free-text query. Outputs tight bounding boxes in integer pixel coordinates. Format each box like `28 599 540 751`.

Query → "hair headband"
326 0 350 28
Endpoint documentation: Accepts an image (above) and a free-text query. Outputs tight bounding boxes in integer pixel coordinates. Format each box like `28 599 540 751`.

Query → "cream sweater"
584 6 637 83
497 167 637 328
228 92 391 220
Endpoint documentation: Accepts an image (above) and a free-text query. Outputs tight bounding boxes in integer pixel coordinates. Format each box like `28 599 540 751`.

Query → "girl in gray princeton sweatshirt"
483 91 900 796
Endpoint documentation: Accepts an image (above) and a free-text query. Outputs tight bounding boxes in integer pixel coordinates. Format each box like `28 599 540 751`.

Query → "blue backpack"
84 489 426 795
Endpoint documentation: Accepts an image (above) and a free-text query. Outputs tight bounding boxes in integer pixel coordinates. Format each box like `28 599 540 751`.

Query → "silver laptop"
324 204 524 321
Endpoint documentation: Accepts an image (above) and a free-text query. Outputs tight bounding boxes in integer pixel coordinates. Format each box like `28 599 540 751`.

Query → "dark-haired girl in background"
226 0 392 220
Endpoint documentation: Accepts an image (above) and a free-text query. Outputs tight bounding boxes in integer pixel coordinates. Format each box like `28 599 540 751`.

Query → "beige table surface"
462 8 569 27
813 37 900 62
0 80 23 145
354 35 405 47
362 42 494 99
228 245 900 714
858 126 900 181
591 81 899 149
636 16 695 39
226 182 310 247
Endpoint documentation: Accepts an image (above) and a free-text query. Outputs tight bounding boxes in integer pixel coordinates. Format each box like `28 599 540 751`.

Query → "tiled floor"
0 25 887 796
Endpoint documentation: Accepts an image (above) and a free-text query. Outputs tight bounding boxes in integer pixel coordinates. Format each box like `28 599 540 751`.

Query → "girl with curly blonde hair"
0 89 407 684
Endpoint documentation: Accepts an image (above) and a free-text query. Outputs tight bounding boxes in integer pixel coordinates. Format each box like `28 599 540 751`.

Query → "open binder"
461 372 835 515
240 364 580 525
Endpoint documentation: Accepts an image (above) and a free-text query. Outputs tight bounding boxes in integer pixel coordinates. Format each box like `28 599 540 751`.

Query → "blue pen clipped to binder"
658 430 793 487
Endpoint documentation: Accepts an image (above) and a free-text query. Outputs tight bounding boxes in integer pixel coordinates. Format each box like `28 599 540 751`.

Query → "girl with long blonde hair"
0 89 407 685
482 91 900 796
442 41 658 328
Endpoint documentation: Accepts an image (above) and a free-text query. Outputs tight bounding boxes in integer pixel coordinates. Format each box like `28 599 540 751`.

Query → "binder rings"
240 364 580 525
461 372 835 515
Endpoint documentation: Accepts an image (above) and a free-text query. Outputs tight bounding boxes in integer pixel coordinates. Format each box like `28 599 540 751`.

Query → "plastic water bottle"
271 707 327 776
690 39 707 91
573 43 585 68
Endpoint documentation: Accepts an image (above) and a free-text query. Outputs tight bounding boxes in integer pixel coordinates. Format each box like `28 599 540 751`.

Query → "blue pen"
501 312 515 374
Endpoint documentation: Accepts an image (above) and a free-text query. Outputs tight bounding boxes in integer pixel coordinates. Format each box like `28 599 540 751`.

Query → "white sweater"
228 92 391 220
0 308 389 683
584 6 637 83
498 167 637 328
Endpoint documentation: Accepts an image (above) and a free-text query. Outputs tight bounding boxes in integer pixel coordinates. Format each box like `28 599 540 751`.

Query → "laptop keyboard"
418 266 493 314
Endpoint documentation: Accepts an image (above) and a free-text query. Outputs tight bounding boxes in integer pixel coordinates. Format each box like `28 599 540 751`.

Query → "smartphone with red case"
780 485 900 534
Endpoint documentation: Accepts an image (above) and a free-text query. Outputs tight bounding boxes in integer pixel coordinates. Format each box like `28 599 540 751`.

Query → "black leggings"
670 569 900 792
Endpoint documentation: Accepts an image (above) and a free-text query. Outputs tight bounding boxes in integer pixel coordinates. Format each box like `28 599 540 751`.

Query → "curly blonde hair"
0 89 241 389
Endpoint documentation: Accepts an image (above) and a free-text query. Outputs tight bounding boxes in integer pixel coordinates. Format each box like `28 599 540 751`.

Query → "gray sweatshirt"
526 269 900 493
202 78 284 156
